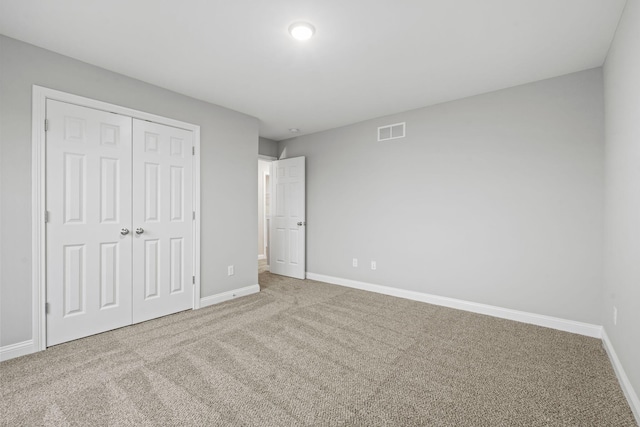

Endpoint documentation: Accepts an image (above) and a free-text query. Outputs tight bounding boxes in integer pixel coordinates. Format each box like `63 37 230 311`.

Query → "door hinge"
192 146 195 155
192 211 195 220
45 302 50 314
192 276 195 285
44 211 49 223
44 119 49 132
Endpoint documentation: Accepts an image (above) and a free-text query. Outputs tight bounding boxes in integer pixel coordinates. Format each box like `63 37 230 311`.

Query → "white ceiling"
0 0 627 140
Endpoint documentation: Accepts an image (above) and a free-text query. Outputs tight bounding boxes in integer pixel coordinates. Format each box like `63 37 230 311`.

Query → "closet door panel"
132 120 193 323
46 100 133 346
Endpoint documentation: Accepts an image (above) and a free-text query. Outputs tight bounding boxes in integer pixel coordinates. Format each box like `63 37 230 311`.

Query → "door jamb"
257 155 276 266
31 85 202 352
258 155 277 161
257 158 275 261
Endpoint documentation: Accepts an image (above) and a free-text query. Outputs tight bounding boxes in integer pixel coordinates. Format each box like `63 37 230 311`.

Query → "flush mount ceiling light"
289 128 300 133
288 22 315 41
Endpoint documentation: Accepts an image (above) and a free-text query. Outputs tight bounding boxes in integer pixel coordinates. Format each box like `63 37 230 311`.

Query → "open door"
269 156 306 279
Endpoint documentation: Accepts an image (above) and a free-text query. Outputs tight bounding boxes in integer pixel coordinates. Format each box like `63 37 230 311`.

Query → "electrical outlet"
228 265 234 276
371 261 377 270
613 306 617 326
353 258 358 267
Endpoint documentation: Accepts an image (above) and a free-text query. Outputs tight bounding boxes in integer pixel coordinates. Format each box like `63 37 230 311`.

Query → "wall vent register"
377 122 406 141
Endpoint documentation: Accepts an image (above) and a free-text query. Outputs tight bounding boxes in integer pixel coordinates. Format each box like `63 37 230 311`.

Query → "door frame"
257 156 275 261
258 155 276 267
31 85 202 352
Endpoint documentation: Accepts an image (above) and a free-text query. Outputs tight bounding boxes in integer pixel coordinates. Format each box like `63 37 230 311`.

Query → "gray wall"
279 69 605 324
0 35 259 347
259 137 278 158
603 0 640 403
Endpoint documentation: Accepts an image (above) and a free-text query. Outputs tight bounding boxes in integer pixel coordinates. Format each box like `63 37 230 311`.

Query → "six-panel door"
46 101 194 346
270 156 306 279
46 100 134 346
132 119 193 323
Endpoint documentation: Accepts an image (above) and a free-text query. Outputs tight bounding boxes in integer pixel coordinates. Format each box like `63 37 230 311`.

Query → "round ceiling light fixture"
289 128 300 133
288 22 315 41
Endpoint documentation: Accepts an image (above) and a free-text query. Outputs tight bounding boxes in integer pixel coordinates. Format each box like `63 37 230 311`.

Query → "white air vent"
378 122 405 141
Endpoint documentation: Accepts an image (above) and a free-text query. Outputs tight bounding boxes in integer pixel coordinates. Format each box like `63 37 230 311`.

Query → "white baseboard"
306 272 602 338
199 284 260 308
602 329 640 424
0 340 35 362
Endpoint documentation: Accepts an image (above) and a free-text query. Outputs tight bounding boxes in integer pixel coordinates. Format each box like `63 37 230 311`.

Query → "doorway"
258 158 272 274
257 156 307 279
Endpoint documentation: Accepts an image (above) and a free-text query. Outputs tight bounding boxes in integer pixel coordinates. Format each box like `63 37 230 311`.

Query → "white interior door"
46 100 133 346
46 100 196 345
270 157 306 279
132 119 193 323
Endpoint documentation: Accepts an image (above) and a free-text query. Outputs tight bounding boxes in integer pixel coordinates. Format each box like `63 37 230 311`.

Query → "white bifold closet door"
46 100 193 346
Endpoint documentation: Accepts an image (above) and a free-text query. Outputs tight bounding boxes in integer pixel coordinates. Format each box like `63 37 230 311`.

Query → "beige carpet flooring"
1 272 636 426
258 258 269 274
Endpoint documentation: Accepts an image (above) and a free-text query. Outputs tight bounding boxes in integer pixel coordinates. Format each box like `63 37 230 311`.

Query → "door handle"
297 222 306 226
135 228 144 235
120 228 130 235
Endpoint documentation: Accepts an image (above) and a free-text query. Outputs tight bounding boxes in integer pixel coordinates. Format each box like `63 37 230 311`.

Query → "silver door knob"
120 228 130 235
135 228 144 235
297 222 302 226
297 221 306 226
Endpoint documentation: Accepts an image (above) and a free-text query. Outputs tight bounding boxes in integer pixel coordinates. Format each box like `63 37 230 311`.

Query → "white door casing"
270 157 306 279
46 100 133 346
132 119 194 323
